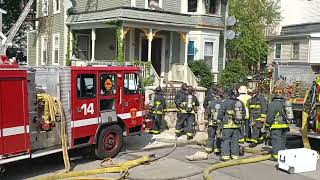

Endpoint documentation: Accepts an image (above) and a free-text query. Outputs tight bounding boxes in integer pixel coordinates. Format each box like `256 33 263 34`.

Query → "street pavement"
1 129 320 180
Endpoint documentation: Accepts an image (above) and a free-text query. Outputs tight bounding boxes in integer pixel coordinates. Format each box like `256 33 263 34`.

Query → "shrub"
188 60 215 89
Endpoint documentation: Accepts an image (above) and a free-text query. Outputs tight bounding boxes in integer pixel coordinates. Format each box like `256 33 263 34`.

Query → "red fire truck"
0 59 146 166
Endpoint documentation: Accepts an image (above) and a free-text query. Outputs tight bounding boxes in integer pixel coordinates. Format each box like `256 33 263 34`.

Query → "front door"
71 71 98 146
141 38 163 76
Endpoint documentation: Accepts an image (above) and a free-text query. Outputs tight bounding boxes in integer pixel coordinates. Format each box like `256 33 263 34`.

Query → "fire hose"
38 96 315 180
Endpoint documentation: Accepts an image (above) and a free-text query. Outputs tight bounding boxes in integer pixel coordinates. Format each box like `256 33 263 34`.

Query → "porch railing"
133 61 160 87
170 63 198 87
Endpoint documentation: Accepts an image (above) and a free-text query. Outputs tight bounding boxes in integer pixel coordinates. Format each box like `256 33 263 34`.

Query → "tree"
0 0 34 48
219 59 249 88
227 0 280 68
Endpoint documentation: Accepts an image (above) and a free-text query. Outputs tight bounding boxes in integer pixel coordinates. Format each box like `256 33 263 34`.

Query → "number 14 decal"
81 103 94 115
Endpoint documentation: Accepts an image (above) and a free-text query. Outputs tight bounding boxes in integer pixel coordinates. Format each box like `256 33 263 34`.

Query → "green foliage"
219 59 249 88
65 31 71 66
227 0 280 67
188 60 214 89
106 20 124 63
132 60 154 87
1 0 33 47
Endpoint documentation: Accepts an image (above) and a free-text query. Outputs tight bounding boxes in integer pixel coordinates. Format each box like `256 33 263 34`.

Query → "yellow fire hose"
37 91 315 180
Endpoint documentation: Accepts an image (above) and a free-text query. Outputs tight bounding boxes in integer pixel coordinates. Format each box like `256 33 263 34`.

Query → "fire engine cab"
0 60 146 165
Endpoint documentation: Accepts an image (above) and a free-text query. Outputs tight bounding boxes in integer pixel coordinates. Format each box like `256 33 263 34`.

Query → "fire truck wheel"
95 124 123 159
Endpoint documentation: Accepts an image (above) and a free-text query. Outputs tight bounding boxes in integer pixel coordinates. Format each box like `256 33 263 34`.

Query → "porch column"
91 28 96 62
184 34 189 83
168 32 173 81
147 28 153 62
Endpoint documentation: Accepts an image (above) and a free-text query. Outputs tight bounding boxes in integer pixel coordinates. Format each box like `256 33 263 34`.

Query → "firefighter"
237 85 252 143
266 85 293 161
204 84 218 111
248 88 268 148
149 86 167 134
219 87 246 161
205 88 224 154
175 83 188 136
180 86 200 140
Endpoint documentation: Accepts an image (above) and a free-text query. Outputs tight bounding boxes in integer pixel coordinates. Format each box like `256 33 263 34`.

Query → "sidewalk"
124 128 208 151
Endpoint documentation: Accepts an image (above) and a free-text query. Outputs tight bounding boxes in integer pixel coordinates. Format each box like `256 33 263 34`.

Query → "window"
292 42 299 60
188 0 197 12
131 0 136 7
77 74 96 98
52 34 59 64
204 41 214 66
188 41 195 61
42 0 48 16
41 36 48 65
53 0 60 14
124 73 140 95
275 43 282 59
77 34 90 60
206 0 220 14
100 74 117 96
147 0 162 9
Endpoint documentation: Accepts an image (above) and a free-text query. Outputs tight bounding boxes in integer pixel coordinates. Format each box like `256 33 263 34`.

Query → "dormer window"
147 0 162 10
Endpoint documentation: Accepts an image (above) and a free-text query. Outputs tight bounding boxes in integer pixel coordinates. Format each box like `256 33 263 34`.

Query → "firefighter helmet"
155 86 162 93
228 87 239 99
238 86 248 94
187 86 194 94
181 83 188 91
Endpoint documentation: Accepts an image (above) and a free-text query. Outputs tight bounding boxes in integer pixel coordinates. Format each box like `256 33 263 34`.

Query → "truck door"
98 72 118 122
0 77 29 155
71 71 98 146
121 72 143 130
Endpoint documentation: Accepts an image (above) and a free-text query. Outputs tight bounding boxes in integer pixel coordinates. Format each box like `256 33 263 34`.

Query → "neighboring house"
28 0 228 85
267 0 320 86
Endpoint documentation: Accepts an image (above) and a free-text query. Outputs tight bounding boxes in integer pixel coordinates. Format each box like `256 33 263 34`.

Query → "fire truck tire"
95 124 123 159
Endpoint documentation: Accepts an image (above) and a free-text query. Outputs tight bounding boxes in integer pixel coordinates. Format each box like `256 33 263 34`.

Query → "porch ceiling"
66 7 224 31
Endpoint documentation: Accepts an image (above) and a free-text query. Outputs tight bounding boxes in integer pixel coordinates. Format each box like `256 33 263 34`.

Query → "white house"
267 0 320 85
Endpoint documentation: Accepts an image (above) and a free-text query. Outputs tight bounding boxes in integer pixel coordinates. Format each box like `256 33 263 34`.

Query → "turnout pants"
240 119 251 141
221 128 241 158
271 128 289 158
207 126 221 151
180 113 195 137
175 112 184 133
153 114 162 131
251 121 263 143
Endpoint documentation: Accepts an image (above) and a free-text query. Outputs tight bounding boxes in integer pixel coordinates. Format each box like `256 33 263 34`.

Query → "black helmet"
187 86 194 94
155 86 162 93
181 83 188 91
211 84 218 93
228 86 239 99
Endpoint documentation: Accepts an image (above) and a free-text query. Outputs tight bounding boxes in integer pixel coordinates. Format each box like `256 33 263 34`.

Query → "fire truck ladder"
0 0 34 55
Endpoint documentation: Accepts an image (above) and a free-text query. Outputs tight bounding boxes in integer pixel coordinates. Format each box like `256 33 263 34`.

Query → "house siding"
95 28 116 60
310 38 320 64
74 0 131 12
27 31 37 66
163 0 181 13
135 0 145 9
268 38 309 64
172 32 180 63
35 0 65 66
